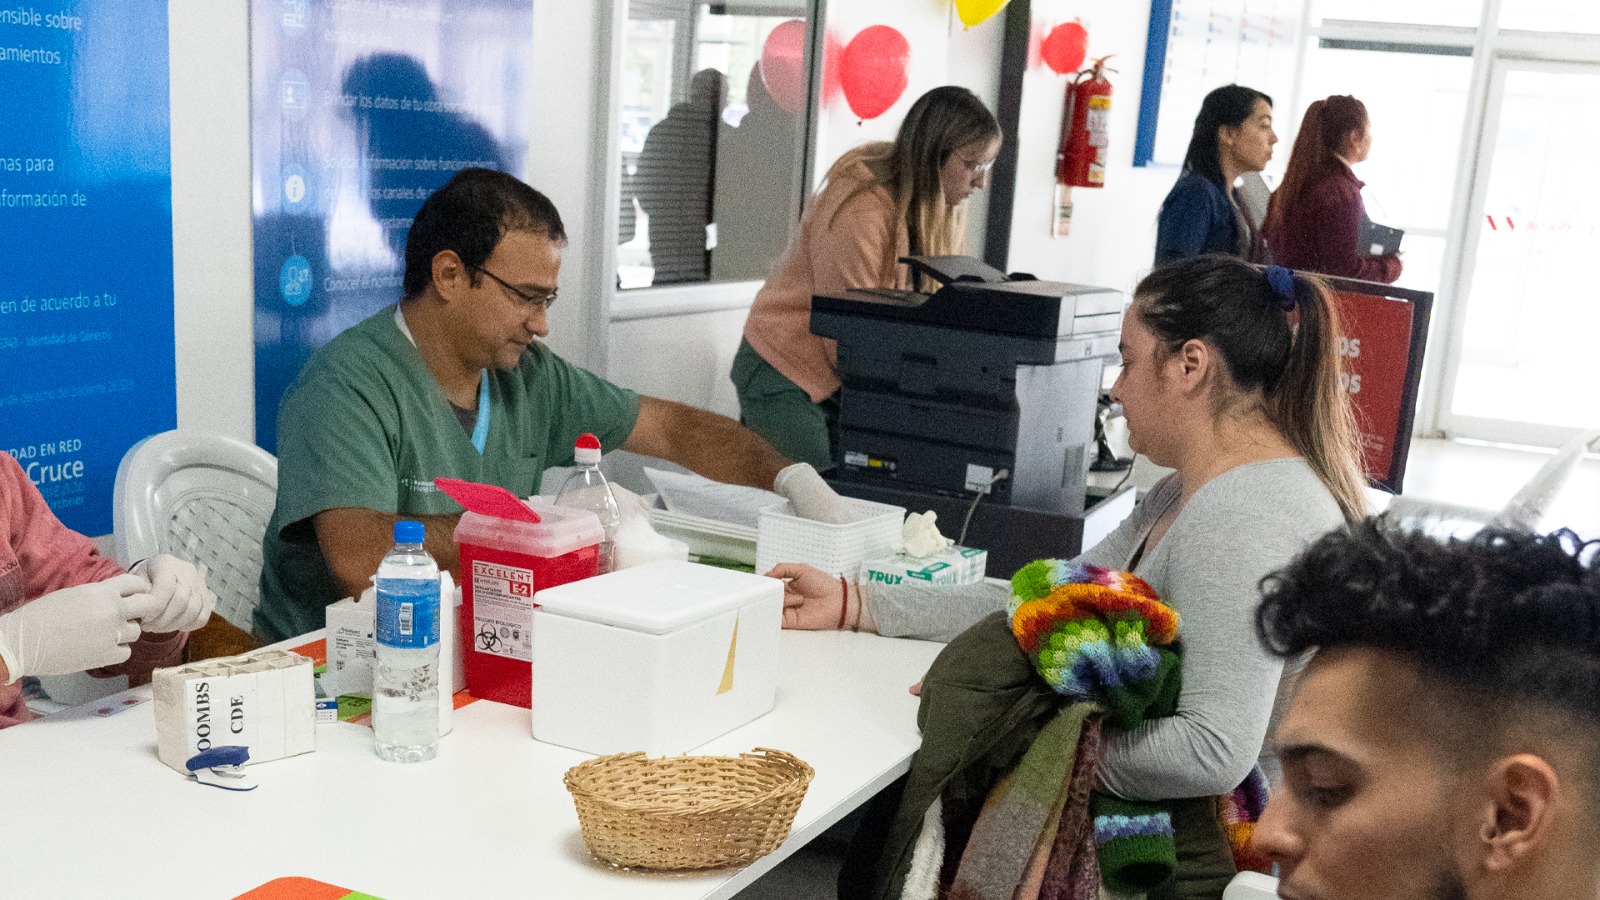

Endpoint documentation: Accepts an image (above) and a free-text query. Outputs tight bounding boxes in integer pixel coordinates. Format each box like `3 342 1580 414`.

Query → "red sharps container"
452 498 603 707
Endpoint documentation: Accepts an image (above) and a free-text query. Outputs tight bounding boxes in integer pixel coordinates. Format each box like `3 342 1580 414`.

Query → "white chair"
1223 871 1281 899
1384 428 1600 536
112 430 279 632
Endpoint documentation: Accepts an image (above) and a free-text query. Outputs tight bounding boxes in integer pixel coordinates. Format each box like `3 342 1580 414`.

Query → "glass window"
617 3 811 289
1449 67 1600 429
1499 1 1600 34
1310 0 1481 27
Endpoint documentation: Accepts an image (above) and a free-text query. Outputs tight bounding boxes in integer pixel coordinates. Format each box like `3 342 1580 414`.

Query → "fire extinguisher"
1057 56 1115 188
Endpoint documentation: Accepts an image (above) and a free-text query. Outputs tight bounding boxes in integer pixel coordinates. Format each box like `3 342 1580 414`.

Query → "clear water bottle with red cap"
555 432 621 573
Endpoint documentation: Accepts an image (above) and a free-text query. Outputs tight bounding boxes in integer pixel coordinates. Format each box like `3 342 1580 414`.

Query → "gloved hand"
130 555 217 633
0 575 152 682
773 462 863 525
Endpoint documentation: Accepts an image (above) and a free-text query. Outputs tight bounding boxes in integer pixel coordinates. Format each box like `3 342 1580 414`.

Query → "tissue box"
861 546 988 587
152 649 315 775
324 572 465 733
530 560 782 755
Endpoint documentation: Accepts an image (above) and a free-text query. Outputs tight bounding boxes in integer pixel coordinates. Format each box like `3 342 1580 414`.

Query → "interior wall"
169 0 253 442
1000 0 1165 297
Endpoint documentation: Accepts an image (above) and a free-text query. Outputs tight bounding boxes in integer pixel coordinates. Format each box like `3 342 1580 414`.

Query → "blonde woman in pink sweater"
731 86 1001 467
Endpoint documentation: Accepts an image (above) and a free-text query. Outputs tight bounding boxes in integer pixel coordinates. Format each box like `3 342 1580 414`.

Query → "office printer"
811 255 1123 515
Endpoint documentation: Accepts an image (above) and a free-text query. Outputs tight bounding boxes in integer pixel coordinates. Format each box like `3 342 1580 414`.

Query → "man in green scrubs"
256 168 792 642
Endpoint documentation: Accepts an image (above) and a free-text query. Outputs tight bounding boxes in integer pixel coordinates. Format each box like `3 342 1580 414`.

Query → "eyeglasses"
956 153 996 176
472 264 558 310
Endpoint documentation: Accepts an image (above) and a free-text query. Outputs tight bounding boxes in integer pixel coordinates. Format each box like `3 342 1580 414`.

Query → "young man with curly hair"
1251 522 1600 900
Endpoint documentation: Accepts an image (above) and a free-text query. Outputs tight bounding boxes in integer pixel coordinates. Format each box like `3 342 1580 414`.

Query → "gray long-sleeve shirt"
864 458 1345 800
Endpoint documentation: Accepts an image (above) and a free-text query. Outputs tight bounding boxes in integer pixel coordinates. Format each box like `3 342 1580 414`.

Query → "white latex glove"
130 555 217 633
0 574 152 682
773 463 863 525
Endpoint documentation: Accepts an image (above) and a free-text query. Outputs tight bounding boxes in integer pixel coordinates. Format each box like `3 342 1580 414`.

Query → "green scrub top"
256 308 640 642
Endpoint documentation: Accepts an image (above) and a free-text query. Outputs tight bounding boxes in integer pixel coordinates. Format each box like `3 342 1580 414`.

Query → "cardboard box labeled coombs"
530 560 782 756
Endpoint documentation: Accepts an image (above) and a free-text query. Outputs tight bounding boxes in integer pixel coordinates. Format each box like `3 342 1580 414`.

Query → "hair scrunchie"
1263 265 1297 312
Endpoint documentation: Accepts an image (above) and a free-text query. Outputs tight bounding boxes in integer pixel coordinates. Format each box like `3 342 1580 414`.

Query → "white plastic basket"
756 499 906 577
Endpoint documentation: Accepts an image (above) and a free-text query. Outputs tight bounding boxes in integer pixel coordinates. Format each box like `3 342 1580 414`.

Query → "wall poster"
251 0 531 450
1135 0 1300 168
0 1 176 534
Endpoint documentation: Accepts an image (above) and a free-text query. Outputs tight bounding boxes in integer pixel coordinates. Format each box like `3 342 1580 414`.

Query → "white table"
3 630 942 900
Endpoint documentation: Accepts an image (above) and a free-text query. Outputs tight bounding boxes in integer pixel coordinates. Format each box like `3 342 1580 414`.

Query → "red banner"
1333 291 1416 487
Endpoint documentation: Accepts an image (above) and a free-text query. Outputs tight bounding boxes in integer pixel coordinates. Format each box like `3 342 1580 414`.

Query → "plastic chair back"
1385 429 1600 536
1223 871 1281 899
1492 428 1600 530
113 431 278 632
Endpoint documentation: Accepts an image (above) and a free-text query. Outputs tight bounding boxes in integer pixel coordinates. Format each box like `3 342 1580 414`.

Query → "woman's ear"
1174 338 1212 393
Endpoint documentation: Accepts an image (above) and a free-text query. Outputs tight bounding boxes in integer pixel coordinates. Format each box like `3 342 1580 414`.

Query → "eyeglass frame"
471 264 558 310
954 151 996 176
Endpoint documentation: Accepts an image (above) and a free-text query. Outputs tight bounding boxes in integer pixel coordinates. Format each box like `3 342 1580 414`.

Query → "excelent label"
471 560 534 662
376 578 440 649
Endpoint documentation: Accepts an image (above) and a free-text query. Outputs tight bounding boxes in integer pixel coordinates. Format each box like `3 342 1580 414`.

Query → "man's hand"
768 562 853 630
0 575 152 682
130 555 217 633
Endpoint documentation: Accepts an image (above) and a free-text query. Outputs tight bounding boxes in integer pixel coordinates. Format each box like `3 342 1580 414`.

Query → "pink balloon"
1041 21 1089 75
839 25 911 121
760 19 808 115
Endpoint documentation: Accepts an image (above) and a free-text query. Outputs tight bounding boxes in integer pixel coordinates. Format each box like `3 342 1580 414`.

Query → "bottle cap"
574 432 602 465
394 520 425 544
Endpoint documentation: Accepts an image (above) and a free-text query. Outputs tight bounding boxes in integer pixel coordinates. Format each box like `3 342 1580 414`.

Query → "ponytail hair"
1133 255 1367 522
1264 96 1369 237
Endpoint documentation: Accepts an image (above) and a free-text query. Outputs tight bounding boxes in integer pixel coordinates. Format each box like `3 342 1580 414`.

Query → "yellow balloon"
954 0 1010 28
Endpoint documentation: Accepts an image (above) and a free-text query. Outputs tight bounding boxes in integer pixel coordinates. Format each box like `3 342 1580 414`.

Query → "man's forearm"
314 508 463 600
627 397 791 489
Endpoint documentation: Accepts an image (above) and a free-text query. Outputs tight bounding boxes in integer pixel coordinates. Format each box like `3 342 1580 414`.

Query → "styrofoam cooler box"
530 560 782 756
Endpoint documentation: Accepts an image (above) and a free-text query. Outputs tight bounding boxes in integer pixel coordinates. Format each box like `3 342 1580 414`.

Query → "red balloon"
760 19 808 115
839 25 911 121
1041 21 1089 75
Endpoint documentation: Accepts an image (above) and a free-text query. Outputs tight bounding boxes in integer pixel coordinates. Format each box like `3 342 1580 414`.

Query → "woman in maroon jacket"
1263 95 1402 283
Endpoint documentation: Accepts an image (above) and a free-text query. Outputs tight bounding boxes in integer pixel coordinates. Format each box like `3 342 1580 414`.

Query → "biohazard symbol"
477 626 500 652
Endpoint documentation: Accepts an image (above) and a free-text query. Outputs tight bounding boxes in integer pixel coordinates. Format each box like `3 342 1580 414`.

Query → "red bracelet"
837 574 851 631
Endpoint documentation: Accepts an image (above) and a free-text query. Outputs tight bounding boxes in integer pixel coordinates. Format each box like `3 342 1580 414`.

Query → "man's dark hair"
402 168 566 301
1258 520 1600 752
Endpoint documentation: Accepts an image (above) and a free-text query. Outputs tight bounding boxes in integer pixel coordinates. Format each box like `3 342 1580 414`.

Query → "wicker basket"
564 747 814 870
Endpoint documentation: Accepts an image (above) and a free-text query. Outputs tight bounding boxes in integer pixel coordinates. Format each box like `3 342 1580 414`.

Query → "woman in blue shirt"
1155 85 1277 265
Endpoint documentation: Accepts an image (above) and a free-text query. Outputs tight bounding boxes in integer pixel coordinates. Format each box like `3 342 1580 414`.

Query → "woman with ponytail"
775 255 1366 896
1263 95 1402 282
732 86 1002 468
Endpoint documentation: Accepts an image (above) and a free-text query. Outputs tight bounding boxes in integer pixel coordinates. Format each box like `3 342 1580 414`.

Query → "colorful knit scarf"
1009 560 1183 895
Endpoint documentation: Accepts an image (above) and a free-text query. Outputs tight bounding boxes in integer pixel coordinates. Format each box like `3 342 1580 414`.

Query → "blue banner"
251 0 532 451
0 1 176 535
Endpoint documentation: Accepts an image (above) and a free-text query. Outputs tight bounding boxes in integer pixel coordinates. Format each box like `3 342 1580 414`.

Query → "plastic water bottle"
373 520 440 762
556 432 621 574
